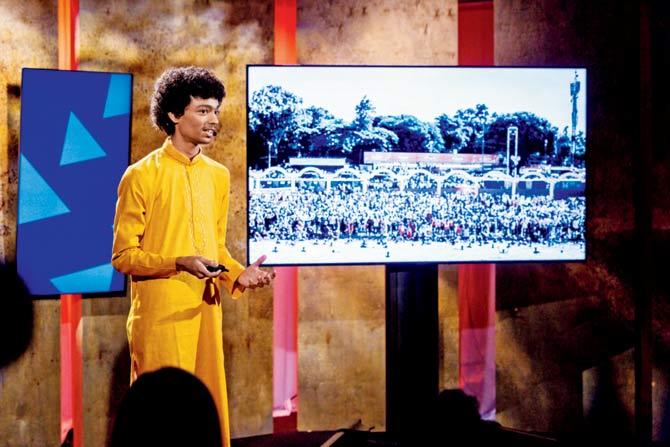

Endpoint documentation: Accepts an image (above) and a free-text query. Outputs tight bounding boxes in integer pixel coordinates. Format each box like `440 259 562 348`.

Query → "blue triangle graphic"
60 112 107 166
18 154 70 224
103 74 131 118
50 263 114 294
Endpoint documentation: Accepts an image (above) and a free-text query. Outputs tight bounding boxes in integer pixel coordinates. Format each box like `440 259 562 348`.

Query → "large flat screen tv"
247 65 587 266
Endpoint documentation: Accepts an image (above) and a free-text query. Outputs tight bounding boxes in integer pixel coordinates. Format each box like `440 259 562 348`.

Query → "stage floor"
232 426 560 447
233 431 342 447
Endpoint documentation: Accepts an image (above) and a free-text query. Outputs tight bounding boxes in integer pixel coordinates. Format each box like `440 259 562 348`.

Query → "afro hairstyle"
150 66 225 135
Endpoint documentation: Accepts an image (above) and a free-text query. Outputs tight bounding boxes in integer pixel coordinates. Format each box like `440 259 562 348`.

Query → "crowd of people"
249 183 585 248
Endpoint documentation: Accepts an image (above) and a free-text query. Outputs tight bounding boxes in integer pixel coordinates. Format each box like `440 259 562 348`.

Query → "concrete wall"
494 0 669 442
0 2 60 445
0 1 275 445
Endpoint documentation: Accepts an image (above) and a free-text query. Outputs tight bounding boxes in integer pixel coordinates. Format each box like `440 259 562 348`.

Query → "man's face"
170 96 221 145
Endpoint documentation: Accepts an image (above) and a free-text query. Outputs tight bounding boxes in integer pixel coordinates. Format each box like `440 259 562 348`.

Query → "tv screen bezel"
245 64 589 267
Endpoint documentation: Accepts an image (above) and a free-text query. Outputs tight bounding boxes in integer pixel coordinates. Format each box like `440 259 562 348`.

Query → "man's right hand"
176 256 222 279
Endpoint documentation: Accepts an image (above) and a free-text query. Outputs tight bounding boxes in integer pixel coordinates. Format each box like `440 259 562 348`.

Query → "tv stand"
385 263 439 436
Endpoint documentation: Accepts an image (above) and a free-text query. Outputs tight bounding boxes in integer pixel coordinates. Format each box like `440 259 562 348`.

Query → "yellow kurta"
111 137 245 447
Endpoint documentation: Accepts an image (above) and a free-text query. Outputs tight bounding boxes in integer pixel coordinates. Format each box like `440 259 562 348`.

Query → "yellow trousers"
127 276 231 447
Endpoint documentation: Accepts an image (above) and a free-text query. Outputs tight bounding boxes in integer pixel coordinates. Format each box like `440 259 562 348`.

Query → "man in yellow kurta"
111 67 273 447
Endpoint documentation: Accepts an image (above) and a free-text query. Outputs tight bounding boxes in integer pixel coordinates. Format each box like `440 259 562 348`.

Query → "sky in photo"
249 66 587 134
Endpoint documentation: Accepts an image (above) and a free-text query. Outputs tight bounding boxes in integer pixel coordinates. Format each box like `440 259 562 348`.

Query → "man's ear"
167 112 180 124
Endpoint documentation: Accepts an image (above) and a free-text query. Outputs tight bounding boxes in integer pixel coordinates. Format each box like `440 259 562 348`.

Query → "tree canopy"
247 87 584 169
248 85 302 168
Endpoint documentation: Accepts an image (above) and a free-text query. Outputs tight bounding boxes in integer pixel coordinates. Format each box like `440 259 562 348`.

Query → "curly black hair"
150 66 226 135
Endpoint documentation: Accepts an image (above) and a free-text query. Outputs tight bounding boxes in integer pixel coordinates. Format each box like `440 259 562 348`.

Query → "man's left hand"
236 255 275 289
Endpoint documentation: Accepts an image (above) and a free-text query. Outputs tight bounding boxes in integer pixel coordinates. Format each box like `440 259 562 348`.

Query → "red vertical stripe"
458 264 496 418
58 0 79 70
60 292 83 447
458 264 496 329
273 0 298 433
274 0 297 65
458 1 494 66
457 0 496 420
60 294 83 446
272 267 298 416
58 0 82 445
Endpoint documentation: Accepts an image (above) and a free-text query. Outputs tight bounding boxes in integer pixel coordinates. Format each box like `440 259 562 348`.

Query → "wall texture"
297 0 457 65
0 0 275 445
494 0 669 442
295 0 459 431
0 1 60 446
0 0 57 263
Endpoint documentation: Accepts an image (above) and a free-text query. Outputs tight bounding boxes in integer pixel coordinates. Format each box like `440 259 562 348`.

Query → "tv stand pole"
385 263 439 438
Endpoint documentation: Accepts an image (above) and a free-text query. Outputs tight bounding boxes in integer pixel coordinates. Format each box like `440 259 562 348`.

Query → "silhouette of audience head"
435 389 481 431
110 367 222 447
0 262 33 368
423 388 485 446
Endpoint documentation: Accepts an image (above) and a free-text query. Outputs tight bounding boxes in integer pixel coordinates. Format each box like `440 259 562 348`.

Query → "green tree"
287 106 340 158
353 96 375 130
485 112 557 165
308 125 348 157
374 115 445 153
556 126 586 166
335 97 399 162
453 104 491 153
249 85 302 168
436 114 466 152
344 127 399 163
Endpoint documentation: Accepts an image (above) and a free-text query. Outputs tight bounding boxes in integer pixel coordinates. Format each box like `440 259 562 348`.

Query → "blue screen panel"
17 68 131 296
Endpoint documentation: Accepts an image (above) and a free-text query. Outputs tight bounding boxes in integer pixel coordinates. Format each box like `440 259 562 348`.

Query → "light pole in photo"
570 71 581 167
506 125 519 176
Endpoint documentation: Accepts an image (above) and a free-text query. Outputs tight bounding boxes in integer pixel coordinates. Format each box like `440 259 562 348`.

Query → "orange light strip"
58 0 79 70
274 0 297 65
457 0 496 420
58 1 82 445
60 293 83 446
272 0 298 433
